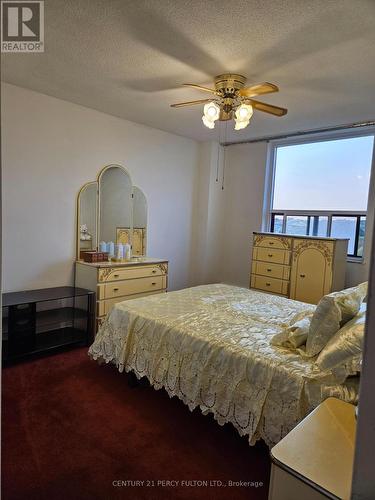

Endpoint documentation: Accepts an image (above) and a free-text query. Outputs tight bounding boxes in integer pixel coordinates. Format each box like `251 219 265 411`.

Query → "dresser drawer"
99 275 166 300
254 235 292 250
98 264 167 282
252 261 290 281
253 246 291 265
251 275 289 295
97 290 165 317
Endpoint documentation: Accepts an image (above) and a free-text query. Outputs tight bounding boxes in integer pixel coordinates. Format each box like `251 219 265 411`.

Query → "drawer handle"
300 274 306 278
152 270 157 274
269 242 274 245
268 254 273 258
266 283 271 286
267 268 272 272
151 282 156 285
113 287 119 292
113 274 120 278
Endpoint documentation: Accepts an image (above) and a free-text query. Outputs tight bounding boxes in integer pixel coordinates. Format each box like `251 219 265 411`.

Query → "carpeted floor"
2 348 270 500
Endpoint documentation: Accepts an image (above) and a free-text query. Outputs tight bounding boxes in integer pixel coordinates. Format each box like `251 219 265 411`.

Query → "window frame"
269 211 366 258
263 127 375 262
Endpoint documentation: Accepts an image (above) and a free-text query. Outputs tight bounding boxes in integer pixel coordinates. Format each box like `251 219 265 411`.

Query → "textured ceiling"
2 0 375 142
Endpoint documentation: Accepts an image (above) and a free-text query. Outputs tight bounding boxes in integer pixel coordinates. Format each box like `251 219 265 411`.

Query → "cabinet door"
290 241 333 304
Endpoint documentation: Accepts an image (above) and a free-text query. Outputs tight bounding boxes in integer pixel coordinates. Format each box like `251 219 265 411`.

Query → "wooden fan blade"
182 83 218 94
170 99 212 108
239 82 279 98
247 98 287 116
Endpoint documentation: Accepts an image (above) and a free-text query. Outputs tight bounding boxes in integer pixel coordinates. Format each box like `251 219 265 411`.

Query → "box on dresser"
80 251 109 263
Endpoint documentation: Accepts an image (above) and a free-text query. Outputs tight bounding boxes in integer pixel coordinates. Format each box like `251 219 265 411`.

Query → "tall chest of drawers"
75 258 168 329
250 232 348 304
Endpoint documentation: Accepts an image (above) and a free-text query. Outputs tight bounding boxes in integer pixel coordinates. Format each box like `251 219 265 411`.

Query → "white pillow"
271 316 312 349
315 308 366 372
306 282 367 357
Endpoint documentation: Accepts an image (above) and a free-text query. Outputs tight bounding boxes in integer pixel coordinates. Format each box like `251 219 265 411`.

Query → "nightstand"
269 398 356 500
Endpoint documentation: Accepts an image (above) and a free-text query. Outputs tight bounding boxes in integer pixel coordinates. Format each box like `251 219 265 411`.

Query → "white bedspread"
89 284 358 446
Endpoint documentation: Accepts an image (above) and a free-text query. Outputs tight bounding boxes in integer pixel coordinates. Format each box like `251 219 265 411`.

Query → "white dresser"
75 258 168 329
250 232 348 304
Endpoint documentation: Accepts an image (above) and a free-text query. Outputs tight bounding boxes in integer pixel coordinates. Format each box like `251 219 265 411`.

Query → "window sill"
347 256 364 264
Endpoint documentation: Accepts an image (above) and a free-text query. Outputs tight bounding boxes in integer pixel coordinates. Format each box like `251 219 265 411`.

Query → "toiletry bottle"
108 241 115 258
124 243 131 261
116 243 124 261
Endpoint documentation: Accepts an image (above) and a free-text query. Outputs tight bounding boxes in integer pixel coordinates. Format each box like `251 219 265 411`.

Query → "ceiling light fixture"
171 74 287 132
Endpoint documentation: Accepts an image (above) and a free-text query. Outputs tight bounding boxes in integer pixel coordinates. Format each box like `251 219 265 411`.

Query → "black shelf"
2 286 95 365
2 327 87 362
36 307 88 331
3 286 91 307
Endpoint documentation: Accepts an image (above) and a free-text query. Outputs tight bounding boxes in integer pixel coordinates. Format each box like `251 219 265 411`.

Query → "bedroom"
1 0 375 499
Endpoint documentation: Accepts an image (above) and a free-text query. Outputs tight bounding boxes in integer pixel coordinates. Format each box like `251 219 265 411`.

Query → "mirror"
132 187 147 256
99 166 132 244
78 182 97 254
117 186 147 256
76 164 148 260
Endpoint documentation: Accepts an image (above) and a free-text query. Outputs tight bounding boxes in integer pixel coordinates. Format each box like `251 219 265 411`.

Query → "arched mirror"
99 165 133 244
77 182 98 255
116 185 147 255
76 164 148 260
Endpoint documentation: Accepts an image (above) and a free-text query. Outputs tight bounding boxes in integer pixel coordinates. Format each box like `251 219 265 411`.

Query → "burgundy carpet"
2 348 270 500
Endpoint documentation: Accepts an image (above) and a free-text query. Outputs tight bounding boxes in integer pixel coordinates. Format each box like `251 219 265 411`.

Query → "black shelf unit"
2 286 95 364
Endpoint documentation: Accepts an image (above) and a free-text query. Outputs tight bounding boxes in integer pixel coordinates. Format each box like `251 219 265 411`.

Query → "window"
268 134 374 258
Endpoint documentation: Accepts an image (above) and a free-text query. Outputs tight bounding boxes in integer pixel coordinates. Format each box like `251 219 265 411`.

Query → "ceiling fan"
170 73 287 130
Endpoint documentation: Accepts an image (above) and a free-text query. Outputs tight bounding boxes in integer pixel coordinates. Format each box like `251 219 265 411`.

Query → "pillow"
305 282 367 357
315 308 366 372
271 316 312 349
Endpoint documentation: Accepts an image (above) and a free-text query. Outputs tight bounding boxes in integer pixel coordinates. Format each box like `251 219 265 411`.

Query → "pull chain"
216 120 223 182
222 121 228 190
216 134 220 182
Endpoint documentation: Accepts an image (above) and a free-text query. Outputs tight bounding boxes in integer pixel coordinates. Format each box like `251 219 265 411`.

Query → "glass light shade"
234 119 250 130
203 102 220 121
202 115 215 129
235 103 253 121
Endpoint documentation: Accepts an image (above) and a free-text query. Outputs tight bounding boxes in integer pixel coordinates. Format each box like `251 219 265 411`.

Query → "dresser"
75 258 168 329
250 232 348 304
269 398 356 500
75 164 168 330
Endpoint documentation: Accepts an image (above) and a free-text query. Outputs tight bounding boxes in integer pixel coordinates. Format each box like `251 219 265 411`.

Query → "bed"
89 284 359 447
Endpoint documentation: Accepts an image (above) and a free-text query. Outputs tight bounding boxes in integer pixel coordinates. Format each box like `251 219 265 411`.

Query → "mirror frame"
76 164 147 260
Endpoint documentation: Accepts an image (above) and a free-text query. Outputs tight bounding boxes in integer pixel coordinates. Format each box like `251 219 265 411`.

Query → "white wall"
191 141 227 285
1 83 200 292
197 140 373 288
220 142 269 287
